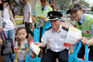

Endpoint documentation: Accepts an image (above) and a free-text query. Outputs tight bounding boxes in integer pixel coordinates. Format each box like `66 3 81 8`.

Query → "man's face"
17 29 27 40
70 9 83 21
50 19 61 29
41 0 47 8
23 0 27 3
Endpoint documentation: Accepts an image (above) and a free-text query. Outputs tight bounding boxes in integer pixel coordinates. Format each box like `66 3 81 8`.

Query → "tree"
91 6 93 11
55 0 71 10
55 0 89 10
79 0 89 7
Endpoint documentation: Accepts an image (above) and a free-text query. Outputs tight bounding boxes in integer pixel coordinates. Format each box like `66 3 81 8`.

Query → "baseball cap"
66 4 82 14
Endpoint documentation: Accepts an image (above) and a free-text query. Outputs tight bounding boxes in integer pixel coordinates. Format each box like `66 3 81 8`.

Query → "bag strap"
36 22 38 29
2 30 7 40
73 41 89 61
73 41 82 56
85 45 88 61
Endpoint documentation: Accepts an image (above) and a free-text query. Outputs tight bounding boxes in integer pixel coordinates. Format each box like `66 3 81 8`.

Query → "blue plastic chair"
69 41 93 62
25 49 41 62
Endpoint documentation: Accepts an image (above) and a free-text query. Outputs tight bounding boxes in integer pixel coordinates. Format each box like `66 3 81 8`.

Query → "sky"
85 0 93 3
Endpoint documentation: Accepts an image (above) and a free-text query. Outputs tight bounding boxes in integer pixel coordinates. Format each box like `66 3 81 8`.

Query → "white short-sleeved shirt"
2 4 14 31
23 2 32 23
41 26 68 52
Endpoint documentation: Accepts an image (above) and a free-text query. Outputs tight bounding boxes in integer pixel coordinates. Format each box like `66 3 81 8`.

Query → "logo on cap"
70 4 74 9
50 14 52 17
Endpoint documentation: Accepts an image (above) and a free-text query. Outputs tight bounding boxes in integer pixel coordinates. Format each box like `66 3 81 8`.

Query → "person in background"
35 11 68 62
67 4 93 61
31 0 52 41
31 0 52 55
1 0 16 62
23 0 34 39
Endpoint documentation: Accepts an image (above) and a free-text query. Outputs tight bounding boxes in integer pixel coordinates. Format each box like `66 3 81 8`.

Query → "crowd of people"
0 0 93 62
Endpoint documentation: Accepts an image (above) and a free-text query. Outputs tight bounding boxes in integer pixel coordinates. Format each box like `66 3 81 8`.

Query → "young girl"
14 27 29 62
67 4 93 61
1 0 16 62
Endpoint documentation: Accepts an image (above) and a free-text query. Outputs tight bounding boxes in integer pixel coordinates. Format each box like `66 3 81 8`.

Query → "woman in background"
1 0 16 62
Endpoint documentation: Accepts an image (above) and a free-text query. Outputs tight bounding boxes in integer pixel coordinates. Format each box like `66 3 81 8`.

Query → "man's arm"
35 42 46 48
27 4 31 24
27 12 31 24
32 16 38 23
9 9 15 25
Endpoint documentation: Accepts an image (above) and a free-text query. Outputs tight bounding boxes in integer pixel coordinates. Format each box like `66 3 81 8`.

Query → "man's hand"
26 20 29 24
35 42 41 47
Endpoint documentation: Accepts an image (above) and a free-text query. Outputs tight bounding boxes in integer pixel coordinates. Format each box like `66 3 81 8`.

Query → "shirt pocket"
58 35 66 45
48 37 54 44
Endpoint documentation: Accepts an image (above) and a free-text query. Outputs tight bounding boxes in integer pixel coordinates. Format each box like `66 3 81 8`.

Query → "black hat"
66 4 82 14
48 11 62 21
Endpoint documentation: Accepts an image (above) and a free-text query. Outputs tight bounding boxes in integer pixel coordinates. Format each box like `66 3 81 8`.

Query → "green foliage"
55 0 71 10
79 0 89 7
91 6 93 11
55 0 89 10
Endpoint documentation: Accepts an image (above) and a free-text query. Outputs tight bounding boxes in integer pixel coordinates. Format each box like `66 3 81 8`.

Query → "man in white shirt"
35 11 68 62
23 0 34 38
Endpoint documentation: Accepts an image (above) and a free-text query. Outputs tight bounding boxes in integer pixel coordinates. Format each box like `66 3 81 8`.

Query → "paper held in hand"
63 26 82 47
29 40 41 55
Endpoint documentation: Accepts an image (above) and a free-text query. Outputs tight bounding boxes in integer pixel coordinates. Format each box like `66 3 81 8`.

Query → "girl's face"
70 9 83 21
17 29 27 40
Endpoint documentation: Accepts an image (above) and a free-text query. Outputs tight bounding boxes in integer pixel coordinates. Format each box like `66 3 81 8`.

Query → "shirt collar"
52 25 61 33
79 14 87 25
41 5 48 11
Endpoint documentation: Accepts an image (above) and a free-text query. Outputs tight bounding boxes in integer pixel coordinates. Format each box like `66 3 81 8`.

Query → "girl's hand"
78 37 89 45
0 26 2 32
0 39 2 45
14 25 17 31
